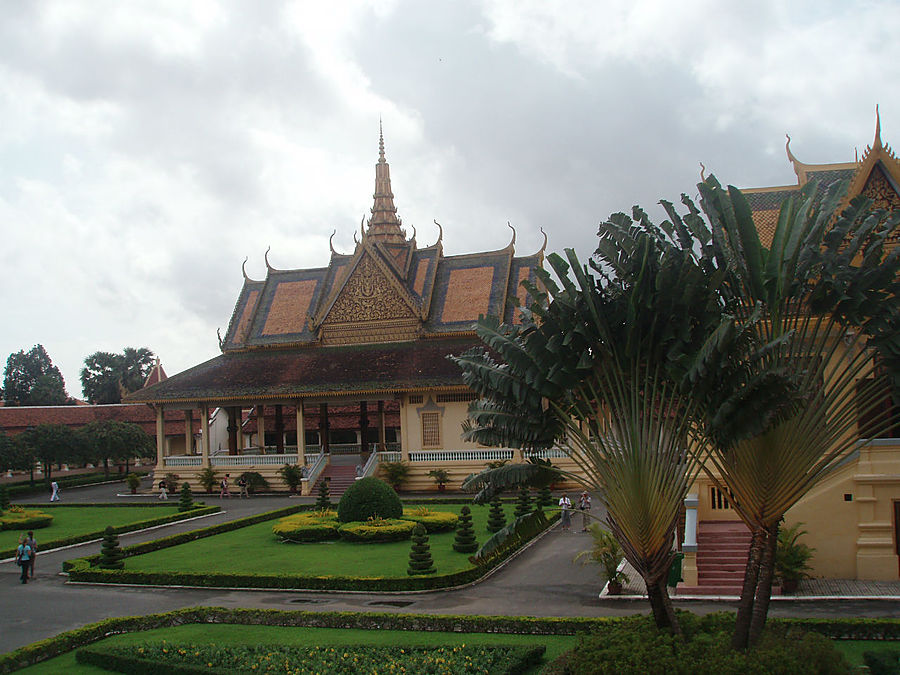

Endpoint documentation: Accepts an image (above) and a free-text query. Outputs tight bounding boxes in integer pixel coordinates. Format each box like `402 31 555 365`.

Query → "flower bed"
0 508 53 530
402 507 459 533
337 518 417 542
272 510 340 542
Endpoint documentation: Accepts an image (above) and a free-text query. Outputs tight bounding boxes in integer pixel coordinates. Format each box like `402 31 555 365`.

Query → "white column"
257 404 266 452
683 493 698 550
201 404 211 468
155 406 165 469
296 402 306 465
184 410 193 455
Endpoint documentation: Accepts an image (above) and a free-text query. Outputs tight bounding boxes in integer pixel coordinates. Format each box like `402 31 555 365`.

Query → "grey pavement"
2 479 900 656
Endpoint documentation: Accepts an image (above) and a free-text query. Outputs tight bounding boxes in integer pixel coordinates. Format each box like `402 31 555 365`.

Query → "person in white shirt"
559 494 572 531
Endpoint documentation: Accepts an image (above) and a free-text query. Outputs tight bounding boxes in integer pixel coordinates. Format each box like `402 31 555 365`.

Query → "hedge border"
63 503 558 592
0 505 219 560
2 606 899 674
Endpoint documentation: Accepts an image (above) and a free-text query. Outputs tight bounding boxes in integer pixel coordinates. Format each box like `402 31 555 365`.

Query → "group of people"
218 474 250 499
14 531 37 584
558 491 591 532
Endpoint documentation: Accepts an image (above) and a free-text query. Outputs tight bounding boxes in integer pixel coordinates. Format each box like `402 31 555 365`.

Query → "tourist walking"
158 479 168 500
559 493 572 532
49 480 60 502
15 536 32 584
578 491 591 532
219 474 230 499
237 475 249 498
25 531 36 579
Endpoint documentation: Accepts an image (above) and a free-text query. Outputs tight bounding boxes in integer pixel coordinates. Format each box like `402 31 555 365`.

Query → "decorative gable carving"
319 253 421 345
862 164 900 211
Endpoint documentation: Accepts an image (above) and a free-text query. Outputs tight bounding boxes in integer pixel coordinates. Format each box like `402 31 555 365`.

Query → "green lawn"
833 639 900 667
0 506 183 553
123 503 505 577
15 623 577 674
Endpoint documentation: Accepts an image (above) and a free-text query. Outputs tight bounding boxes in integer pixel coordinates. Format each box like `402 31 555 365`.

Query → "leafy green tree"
18 424 87 480
0 433 35 485
688 177 900 647
80 347 155 404
197 467 218 493
3 345 69 406
78 420 154 479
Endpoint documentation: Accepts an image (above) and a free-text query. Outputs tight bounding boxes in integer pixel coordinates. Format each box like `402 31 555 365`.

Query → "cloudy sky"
2 0 898 400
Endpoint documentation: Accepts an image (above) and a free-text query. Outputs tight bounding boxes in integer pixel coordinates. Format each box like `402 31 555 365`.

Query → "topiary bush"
273 510 341 542
178 482 194 512
98 526 124 570
315 479 331 510
537 484 554 509
337 477 402 523
1 485 11 510
239 471 269 494
407 523 436 575
453 505 478 553
514 485 533 519
401 507 458 533
337 518 416 543
487 495 506 533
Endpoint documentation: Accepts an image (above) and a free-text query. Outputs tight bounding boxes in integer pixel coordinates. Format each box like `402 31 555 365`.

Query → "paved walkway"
2 479 899 655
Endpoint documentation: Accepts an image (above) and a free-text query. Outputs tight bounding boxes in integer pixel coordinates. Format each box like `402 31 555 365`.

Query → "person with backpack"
158 478 168 500
15 536 32 584
219 474 230 499
237 475 249 498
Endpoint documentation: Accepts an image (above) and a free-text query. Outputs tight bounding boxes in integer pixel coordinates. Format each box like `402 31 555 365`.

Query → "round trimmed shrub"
337 477 402 523
402 508 459 533
273 510 340 542
337 518 416 543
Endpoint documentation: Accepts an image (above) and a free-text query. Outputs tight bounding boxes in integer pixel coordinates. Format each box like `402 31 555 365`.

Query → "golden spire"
367 122 406 243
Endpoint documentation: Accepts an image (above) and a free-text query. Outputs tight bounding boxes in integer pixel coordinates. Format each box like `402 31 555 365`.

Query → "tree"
80 347 155 404
407 523 436 575
18 424 86 480
98 526 124 569
689 177 900 648
3 345 69 406
78 420 154 479
0 433 35 485
178 482 194 512
453 505 478 553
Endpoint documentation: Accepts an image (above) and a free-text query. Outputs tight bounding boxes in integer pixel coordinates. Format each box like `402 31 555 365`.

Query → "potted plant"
277 464 303 494
776 522 815 594
427 468 450 492
575 524 630 595
197 467 218 494
379 460 411 491
125 473 141 494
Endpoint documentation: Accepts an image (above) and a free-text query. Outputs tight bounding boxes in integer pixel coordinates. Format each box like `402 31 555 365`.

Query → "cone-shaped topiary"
0 485 9 511
337 477 402 522
315 478 332 510
453 505 478 553
407 523 436 575
99 526 124 570
487 495 506 533
178 482 194 512
537 484 554 509
514 485 533 519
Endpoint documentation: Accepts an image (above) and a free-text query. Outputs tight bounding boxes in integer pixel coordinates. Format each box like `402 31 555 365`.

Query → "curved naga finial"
874 103 883 149
264 246 275 271
353 229 359 244
410 223 417 242
360 215 366 240
538 227 548 256
216 328 224 352
329 230 338 255
433 219 443 246
241 256 252 282
699 161 706 181
785 134 797 165
506 222 516 248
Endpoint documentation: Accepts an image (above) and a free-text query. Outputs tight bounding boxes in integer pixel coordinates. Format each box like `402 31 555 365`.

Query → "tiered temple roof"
743 108 900 245
129 131 545 405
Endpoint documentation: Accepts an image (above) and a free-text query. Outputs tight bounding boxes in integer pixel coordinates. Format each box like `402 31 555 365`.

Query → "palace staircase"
312 456 360 499
678 520 752 596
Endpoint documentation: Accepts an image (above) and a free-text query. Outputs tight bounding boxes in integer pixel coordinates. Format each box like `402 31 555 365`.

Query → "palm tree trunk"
748 523 779 646
731 526 765 650
645 574 681 635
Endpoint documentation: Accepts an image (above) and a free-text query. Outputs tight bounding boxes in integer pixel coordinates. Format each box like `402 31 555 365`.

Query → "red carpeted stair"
679 520 752 596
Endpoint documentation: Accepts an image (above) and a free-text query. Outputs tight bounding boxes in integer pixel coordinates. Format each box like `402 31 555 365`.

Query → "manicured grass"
0 506 183 553
123 503 506 577
833 639 900 667
15 624 578 674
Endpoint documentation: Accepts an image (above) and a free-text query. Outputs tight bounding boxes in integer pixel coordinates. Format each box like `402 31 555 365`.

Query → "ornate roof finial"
506 222 516 248
264 246 275 271
699 161 706 181
366 123 405 243
353 230 359 244
410 223 417 241
785 134 797 164
433 219 443 246
329 230 338 255
538 227 548 256
241 256 253 282
874 104 883 149
360 215 366 241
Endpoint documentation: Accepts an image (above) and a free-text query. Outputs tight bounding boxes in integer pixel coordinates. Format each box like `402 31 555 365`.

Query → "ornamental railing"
408 449 514 463
358 450 380 479
524 447 571 459
378 451 402 463
164 456 202 467
211 454 300 467
303 452 328 487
